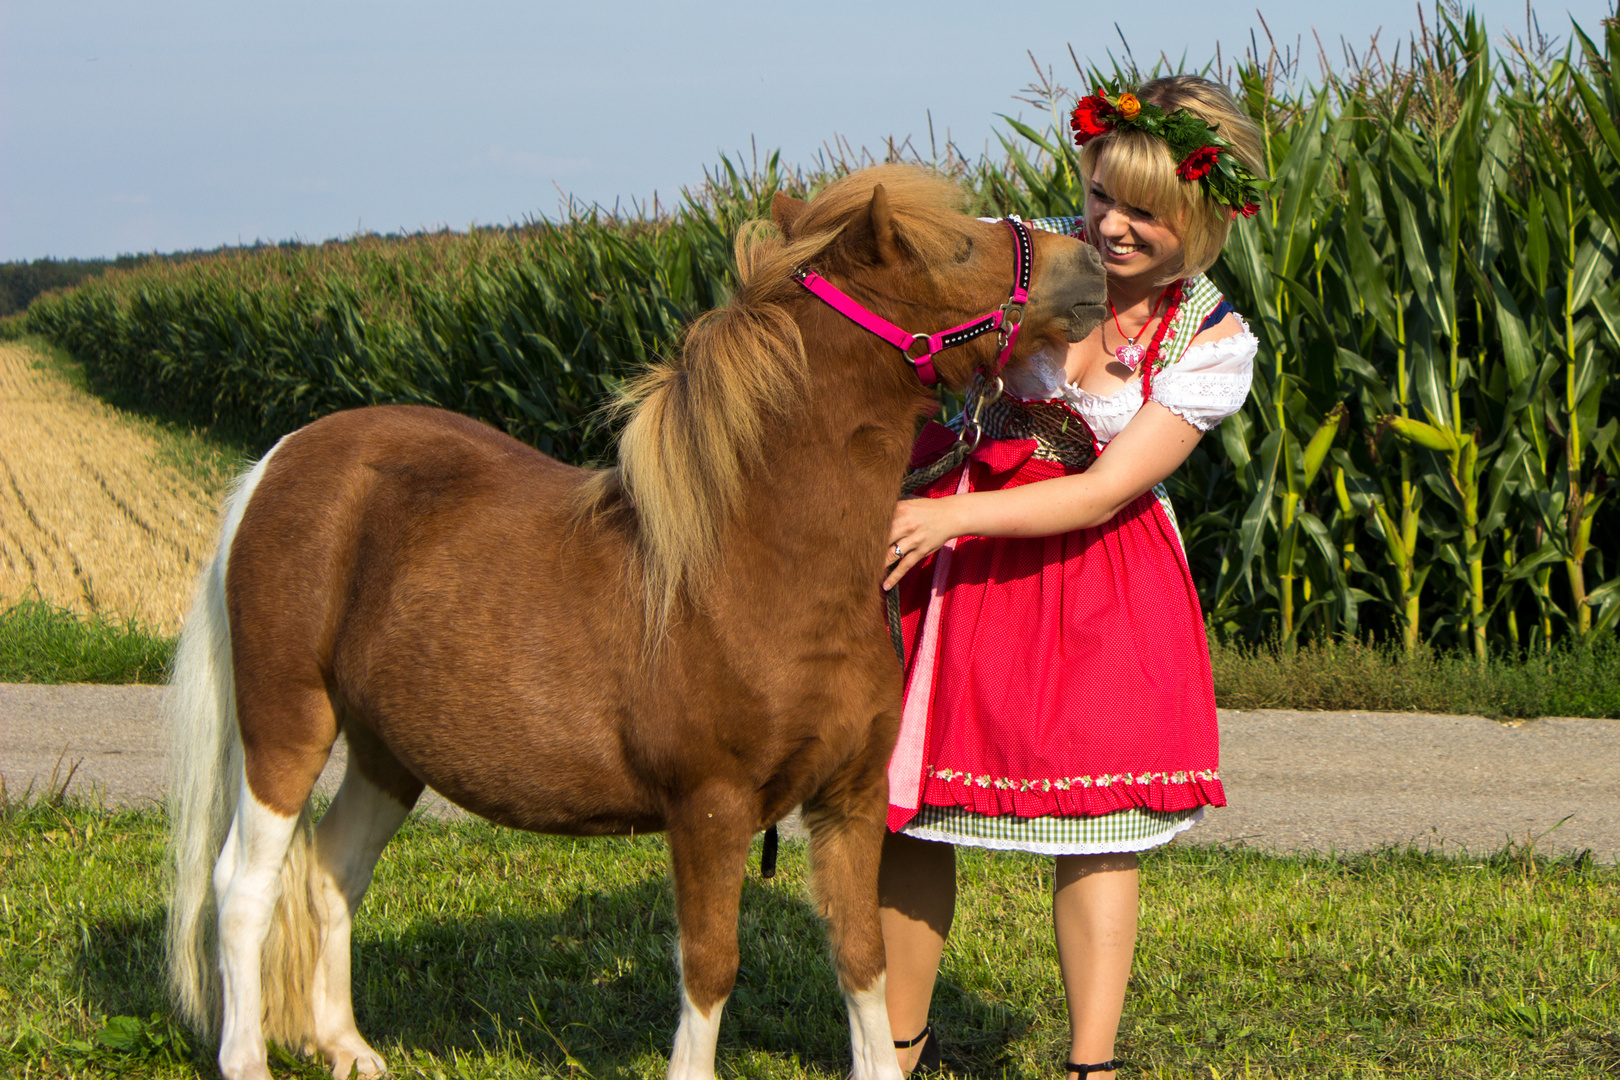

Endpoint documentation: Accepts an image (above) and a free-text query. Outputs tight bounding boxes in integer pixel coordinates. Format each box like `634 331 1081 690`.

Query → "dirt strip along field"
0 343 221 634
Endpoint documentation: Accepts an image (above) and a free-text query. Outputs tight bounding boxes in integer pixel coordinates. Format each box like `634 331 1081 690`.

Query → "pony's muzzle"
1065 303 1108 342
1039 240 1108 342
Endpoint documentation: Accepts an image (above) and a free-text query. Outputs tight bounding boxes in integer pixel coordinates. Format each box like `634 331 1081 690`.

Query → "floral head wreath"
1070 87 1264 219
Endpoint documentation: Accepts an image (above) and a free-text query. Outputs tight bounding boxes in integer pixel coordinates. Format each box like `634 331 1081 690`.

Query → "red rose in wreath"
1069 91 1114 146
1176 145 1222 181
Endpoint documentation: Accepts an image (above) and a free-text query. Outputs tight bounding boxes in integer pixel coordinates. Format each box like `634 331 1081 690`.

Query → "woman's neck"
1107 279 1170 322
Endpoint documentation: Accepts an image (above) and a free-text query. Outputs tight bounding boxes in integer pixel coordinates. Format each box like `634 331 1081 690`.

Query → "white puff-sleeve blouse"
1062 325 1258 445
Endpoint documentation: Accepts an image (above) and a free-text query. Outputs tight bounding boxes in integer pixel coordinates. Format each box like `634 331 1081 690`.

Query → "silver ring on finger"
893 543 905 560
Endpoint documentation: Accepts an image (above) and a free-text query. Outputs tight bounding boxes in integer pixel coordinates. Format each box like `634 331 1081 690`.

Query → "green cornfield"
22 10 1620 657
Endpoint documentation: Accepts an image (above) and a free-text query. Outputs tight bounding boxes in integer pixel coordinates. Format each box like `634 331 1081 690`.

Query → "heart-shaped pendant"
1115 342 1146 371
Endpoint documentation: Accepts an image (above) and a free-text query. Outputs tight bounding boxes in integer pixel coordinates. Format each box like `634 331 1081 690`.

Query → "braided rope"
901 438 971 496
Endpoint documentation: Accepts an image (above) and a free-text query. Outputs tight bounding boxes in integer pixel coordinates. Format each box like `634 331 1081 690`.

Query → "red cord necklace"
1108 288 1168 371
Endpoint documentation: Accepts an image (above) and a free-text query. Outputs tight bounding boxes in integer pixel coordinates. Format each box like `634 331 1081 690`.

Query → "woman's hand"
884 495 964 590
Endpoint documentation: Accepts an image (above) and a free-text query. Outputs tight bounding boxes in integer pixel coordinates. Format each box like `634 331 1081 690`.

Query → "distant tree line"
0 257 151 318
0 229 551 321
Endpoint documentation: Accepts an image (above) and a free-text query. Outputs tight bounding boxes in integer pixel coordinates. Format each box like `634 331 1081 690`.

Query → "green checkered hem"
901 803 1204 855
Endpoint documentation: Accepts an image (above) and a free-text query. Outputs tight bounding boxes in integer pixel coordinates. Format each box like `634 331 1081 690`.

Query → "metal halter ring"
959 375 1005 451
996 303 1024 354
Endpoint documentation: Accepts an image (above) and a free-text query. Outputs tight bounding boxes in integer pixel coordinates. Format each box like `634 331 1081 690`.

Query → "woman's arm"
882 399 1202 589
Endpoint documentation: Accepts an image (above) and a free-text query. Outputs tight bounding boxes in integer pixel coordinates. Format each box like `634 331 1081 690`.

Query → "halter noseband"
792 217 1034 386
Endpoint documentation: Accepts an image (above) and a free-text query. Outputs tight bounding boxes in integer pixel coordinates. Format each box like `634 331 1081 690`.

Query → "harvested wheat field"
0 342 225 634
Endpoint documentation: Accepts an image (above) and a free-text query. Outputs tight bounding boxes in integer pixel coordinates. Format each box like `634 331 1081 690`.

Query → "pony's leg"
214 777 313 1080
802 758 903 1080
307 724 423 1078
664 798 756 1080
214 671 339 1080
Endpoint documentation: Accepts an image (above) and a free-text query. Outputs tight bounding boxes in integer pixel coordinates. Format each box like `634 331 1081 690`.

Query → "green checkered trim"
1153 484 1188 561
1159 274 1222 370
1027 216 1084 237
902 803 1203 855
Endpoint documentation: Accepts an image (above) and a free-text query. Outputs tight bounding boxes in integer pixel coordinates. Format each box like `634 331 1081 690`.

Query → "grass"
1209 636 1620 719
0 598 174 684
2 798 1616 1079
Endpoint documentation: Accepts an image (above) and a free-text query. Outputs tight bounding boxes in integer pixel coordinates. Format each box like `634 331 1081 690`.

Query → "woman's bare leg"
1053 852 1138 1079
878 831 956 1072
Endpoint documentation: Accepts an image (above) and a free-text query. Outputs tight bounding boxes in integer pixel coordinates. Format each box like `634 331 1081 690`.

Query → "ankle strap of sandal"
895 1024 933 1049
1065 1059 1122 1078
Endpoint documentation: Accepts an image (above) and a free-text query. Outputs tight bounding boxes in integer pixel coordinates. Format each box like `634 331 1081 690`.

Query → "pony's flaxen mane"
582 165 971 628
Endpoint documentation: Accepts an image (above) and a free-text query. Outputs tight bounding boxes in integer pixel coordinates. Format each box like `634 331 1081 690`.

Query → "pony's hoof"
218 1061 274 1080
325 1038 387 1078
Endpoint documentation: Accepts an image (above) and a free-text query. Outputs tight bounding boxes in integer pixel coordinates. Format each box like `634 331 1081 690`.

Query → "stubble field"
0 342 229 635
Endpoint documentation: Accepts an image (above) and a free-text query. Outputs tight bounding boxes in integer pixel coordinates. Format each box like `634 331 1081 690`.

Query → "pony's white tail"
165 441 320 1045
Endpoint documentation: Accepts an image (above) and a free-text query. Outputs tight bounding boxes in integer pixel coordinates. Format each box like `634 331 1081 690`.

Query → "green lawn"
3 800 1616 1078
0 599 174 685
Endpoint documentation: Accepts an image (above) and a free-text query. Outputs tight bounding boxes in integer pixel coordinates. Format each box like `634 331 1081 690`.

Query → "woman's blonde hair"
1078 75 1267 281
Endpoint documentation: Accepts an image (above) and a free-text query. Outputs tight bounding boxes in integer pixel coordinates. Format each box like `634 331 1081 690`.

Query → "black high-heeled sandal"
895 1023 941 1073
1064 1058 1122 1078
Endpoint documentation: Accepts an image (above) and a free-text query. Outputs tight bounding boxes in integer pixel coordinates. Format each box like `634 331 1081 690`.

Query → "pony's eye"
955 235 974 263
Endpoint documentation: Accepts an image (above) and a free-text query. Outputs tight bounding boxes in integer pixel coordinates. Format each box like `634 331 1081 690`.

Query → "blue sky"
1 0 1611 261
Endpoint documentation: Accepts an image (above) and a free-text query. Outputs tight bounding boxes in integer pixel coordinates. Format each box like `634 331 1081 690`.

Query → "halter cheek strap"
792 217 1034 386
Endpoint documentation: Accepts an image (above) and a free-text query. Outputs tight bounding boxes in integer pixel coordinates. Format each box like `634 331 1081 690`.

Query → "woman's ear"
772 192 807 238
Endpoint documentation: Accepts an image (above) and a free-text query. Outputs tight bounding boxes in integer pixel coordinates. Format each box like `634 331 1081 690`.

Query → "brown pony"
164 164 1107 1080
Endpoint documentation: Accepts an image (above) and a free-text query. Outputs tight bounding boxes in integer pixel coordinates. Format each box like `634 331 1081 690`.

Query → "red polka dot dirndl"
885 417 1225 837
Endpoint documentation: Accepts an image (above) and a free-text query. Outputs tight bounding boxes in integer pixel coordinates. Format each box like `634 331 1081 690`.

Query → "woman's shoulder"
1155 274 1256 378
1149 284 1257 430
1160 308 1257 380
1191 311 1247 346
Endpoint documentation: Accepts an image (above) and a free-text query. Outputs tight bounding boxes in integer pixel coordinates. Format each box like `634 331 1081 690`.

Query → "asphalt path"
4 683 1617 862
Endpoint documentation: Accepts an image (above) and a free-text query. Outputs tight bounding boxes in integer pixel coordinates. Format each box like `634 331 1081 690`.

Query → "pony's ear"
772 192 807 238
848 183 903 265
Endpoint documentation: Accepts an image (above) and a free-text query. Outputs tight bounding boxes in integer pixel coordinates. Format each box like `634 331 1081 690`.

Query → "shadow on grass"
72 871 1031 1077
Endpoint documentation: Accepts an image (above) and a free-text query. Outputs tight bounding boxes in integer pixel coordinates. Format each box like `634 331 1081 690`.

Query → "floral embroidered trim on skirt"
900 803 1204 855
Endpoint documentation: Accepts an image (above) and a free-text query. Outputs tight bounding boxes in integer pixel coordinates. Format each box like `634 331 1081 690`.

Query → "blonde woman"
880 76 1267 1079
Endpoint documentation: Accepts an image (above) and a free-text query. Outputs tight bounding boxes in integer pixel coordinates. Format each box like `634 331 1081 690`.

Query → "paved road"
3 683 1617 862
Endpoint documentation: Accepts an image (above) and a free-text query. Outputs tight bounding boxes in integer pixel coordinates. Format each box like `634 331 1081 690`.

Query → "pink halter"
792 217 1034 386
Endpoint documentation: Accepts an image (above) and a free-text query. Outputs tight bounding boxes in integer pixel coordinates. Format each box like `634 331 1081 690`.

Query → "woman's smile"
1101 237 1148 259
